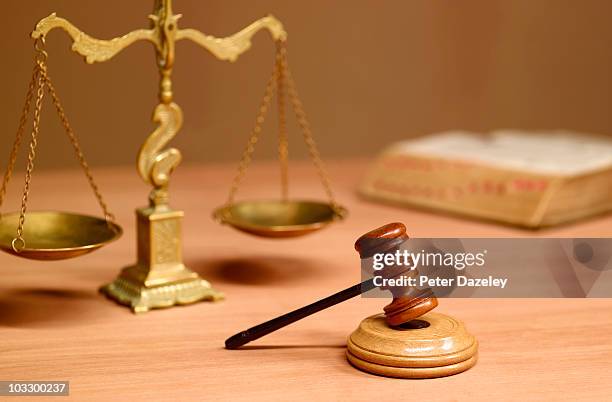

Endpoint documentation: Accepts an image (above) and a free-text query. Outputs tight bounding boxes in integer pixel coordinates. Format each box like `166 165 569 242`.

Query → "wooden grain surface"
1 160 611 401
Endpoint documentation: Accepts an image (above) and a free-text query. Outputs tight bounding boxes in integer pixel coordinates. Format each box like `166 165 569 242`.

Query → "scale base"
101 266 223 313
101 204 223 313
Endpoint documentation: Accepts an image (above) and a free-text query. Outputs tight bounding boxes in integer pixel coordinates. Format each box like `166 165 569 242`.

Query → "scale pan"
213 200 346 238
0 211 122 260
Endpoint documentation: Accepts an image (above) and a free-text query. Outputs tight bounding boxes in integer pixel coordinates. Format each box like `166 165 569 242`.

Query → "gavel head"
355 222 438 327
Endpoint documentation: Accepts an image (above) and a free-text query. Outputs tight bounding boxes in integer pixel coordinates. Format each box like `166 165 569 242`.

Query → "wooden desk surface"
1 160 611 401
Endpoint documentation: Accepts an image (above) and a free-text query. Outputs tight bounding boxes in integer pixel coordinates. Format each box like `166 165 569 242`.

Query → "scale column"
100 0 223 312
101 201 222 313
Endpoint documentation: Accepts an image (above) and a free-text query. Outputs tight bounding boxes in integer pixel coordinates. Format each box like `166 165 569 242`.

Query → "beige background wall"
1 0 611 170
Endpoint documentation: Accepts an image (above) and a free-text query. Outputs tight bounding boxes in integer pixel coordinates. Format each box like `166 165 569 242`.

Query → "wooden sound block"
346 312 478 379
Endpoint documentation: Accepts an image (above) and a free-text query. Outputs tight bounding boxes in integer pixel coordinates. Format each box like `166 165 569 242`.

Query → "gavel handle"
225 278 376 349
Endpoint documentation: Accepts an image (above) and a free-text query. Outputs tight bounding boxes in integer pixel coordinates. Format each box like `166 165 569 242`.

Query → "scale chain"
43 74 116 224
280 42 338 210
13 52 48 252
226 55 279 205
0 64 40 211
227 40 339 212
276 43 289 201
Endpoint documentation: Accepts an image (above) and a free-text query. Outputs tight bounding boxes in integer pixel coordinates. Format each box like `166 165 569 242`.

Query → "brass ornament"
17 0 290 312
137 102 183 205
5 0 344 310
30 9 286 65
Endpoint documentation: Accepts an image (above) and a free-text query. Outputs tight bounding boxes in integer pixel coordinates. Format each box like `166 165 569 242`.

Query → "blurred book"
359 130 612 228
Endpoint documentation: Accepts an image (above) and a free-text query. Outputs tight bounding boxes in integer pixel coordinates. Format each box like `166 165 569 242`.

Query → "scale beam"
30 12 287 65
176 15 287 62
31 13 159 64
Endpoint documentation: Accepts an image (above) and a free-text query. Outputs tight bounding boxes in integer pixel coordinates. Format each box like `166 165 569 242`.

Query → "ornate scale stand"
11 0 292 313
2 0 346 314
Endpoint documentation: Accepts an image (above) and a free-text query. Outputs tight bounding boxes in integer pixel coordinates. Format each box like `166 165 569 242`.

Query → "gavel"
225 222 438 349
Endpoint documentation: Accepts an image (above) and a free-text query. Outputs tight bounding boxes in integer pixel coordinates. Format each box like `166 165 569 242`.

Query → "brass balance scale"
0 0 346 312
